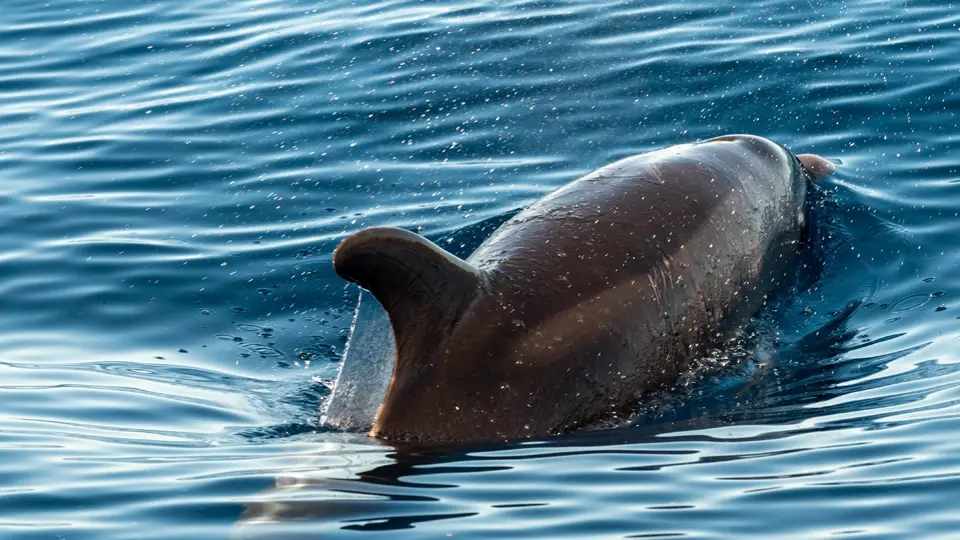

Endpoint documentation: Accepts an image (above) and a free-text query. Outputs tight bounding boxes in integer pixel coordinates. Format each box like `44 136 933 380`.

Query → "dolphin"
331 134 834 444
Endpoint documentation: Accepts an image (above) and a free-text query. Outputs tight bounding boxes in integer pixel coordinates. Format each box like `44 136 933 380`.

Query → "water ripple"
4 0 960 538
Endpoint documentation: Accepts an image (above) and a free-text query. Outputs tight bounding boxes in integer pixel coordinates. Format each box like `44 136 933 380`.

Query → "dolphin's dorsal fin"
333 227 483 365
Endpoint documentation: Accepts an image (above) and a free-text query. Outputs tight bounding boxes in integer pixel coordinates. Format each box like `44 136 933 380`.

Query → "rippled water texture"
4 0 960 538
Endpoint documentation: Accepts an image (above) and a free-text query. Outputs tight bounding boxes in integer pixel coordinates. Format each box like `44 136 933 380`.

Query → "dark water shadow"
429 208 520 258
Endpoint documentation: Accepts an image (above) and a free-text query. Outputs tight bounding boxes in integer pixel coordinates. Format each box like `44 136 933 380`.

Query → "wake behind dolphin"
326 135 834 444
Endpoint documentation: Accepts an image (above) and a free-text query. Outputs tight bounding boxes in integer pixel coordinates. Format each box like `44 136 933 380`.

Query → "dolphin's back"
333 135 809 443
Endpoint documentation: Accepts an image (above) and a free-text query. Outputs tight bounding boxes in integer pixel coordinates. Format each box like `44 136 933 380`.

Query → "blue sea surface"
3 0 960 538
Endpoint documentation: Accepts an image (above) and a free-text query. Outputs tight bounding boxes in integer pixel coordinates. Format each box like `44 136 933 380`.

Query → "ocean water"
3 0 960 538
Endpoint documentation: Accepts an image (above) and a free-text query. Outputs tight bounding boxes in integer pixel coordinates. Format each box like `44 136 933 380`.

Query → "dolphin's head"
700 134 835 230
795 153 835 181
704 133 834 182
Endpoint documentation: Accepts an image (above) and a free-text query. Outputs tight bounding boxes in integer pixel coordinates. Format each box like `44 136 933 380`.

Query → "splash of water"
322 288 395 432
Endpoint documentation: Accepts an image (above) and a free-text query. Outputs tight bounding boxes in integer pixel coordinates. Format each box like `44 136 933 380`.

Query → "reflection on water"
3 0 960 538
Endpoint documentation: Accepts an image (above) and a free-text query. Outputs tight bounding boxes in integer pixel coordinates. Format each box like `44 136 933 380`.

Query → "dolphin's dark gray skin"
332 135 834 444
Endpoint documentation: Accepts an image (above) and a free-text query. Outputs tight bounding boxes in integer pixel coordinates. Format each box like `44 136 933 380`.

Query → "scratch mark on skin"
647 163 665 185
647 273 662 309
659 259 670 294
